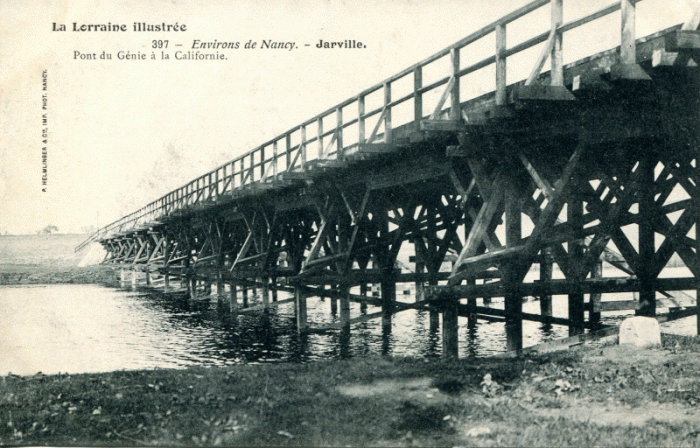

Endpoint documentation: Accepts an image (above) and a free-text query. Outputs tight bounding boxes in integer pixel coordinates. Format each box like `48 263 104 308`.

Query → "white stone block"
619 316 661 348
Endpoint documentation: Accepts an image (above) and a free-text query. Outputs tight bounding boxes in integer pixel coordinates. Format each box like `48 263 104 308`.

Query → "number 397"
152 40 169 49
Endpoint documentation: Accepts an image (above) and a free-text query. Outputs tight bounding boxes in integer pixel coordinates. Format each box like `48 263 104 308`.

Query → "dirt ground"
2 334 700 447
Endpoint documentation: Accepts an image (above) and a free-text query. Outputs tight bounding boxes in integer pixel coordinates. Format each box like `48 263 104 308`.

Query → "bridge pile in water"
79 0 700 356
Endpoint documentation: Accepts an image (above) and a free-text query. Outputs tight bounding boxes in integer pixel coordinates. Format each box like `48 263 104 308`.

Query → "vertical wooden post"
360 283 368 313
340 286 351 327
382 278 396 328
163 238 170 292
495 24 507 106
442 296 459 358
262 277 270 307
317 117 324 159
272 140 279 184
188 272 196 298
467 277 477 329
540 248 553 318
230 276 238 316
120 268 126 287
338 215 351 328
216 264 224 297
383 82 392 143
637 155 656 316
242 284 248 307
568 198 585 335
271 277 278 302
145 269 151 287
450 48 460 120
358 95 365 145
295 287 307 332
131 268 137 288
696 200 700 335
285 133 292 176
414 240 425 302
550 0 564 86
336 107 344 160
164 268 170 292
300 125 307 170
590 258 603 328
259 147 265 181
504 190 522 351
620 0 636 64
429 277 440 330
379 211 395 328
414 66 423 131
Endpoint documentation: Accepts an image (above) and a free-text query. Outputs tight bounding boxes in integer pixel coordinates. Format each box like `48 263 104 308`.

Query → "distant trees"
38 225 59 235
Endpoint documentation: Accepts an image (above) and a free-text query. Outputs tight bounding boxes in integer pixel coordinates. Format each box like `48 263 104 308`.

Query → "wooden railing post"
383 83 392 143
336 107 344 159
450 48 460 120
495 24 507 106
300 125 307 170
285 133 292 173
231 162 237 191
358 95 366 145
249 153 255 184
620 0 636 64
414 66 423 130
551 0 564 86
317 117 324 159
260 147 266 181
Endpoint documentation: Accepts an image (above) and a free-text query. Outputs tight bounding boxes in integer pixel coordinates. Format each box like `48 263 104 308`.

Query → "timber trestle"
80 0 700 357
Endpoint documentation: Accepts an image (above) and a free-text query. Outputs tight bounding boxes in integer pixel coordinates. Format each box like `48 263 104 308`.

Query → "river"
0 283 696 376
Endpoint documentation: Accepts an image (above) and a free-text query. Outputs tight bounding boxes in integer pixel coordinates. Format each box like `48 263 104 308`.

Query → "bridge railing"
78 0 664 250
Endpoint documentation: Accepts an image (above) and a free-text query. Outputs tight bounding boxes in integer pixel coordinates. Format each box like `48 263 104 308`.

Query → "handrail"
77 0 656 251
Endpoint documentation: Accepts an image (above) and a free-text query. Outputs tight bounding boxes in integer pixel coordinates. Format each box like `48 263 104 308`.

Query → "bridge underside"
99 28 700 356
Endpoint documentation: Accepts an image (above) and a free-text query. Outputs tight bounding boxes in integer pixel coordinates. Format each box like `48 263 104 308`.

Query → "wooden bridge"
78 0 700 357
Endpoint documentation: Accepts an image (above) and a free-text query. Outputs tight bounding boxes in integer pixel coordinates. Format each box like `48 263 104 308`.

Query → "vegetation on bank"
2 334 700 447
0 264 117 285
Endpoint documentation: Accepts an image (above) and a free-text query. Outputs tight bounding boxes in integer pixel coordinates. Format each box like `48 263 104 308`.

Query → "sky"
0 0 695 235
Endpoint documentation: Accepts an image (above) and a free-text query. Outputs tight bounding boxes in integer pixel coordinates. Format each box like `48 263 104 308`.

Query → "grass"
2 334 700 446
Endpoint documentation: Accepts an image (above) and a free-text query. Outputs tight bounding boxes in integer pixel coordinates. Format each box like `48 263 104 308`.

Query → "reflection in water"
1 284 695 376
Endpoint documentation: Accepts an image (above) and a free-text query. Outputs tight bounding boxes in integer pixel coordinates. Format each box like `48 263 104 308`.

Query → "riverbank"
0 264 117 285
2 333 700 446
0 233 116 285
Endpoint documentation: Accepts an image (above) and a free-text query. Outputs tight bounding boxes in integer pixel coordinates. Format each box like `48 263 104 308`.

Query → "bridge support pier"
360 283 368 313
540 250 553 320
568 197 585 337
590 259 603 329
229 278 238 316
381 279 396 328
340 284 351 328
467 277 477 329
164 270 170 292
442 296 459 358
697 213 700 335
295 288 307 332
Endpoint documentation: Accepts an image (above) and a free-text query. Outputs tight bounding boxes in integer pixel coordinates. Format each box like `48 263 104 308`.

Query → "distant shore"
0 233 116 285
0 263 117 286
